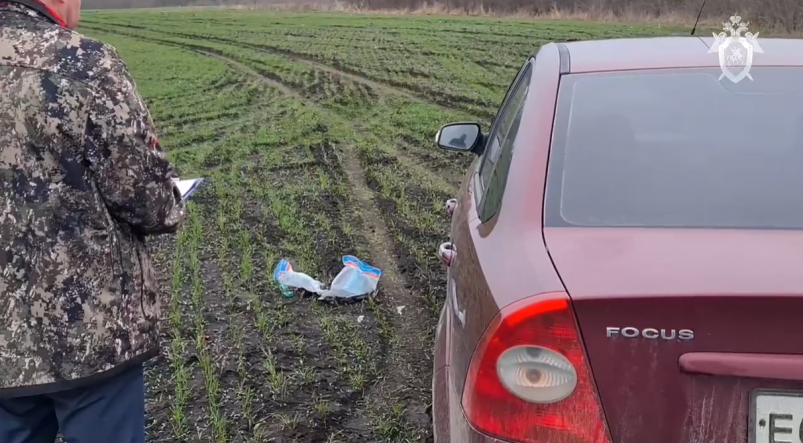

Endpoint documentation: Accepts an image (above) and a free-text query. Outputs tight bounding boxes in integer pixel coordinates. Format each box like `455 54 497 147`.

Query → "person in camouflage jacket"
0 0 185 440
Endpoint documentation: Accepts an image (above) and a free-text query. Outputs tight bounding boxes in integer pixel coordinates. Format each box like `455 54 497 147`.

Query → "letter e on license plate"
752 391 803 443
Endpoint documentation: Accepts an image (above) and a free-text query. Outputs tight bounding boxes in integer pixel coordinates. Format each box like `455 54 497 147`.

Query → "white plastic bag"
273 259 325 297
272 256 381 301
319 255 381 301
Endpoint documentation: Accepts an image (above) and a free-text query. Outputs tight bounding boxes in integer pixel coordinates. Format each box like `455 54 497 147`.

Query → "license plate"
752 391 803 443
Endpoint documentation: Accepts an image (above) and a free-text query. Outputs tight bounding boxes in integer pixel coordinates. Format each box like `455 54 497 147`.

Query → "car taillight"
462 292 611 443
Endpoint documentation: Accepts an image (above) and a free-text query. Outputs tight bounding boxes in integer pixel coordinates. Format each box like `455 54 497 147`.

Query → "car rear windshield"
544 67 803 229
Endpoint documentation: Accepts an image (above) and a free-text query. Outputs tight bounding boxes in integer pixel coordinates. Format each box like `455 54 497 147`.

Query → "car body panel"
434 42 567 442
445 156 498 397
544 228 803 297
433 291 451 373
444 42 565 400
544 227 803 442
565 37 803 74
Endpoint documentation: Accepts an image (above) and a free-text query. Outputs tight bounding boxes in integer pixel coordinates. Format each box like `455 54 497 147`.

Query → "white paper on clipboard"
172 178 204 199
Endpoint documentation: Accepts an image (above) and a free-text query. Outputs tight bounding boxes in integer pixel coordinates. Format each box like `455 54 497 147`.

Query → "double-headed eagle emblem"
707 15 764 83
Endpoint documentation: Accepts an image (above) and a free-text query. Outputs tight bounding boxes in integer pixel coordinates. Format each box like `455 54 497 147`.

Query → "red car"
432 36 803 443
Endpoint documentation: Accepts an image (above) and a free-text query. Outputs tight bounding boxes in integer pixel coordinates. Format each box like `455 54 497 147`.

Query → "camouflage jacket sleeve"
83 45 185 235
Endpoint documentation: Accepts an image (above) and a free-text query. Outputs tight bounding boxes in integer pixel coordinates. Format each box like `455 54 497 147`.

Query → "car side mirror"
436 123 483 155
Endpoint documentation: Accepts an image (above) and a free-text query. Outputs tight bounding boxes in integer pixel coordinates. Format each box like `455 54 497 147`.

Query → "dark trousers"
0 364 144 443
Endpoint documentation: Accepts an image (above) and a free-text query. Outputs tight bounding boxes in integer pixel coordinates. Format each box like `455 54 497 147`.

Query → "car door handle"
438 242 456 267
679 352 803 381
445 199 457 216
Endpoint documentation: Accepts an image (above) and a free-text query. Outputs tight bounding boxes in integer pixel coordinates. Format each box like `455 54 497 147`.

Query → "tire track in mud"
82 20 493 119
88 25 437 440
338 152 436 441
322 22 541 40
81 24 299 99
85 24 465 192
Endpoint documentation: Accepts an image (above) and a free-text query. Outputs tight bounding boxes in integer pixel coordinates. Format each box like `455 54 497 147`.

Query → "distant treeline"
82 0 803 32
346 0 803 32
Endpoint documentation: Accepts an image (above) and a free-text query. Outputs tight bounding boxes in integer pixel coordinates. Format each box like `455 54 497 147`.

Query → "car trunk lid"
543 227 803 443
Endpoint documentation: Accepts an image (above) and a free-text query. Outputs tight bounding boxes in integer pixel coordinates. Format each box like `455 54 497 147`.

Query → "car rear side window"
545 67 803 229
478 63 533 222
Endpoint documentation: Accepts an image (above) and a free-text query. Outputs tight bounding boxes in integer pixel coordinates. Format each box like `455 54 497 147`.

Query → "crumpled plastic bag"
273 259 325 297
273 255 381 301
319 255 381 301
